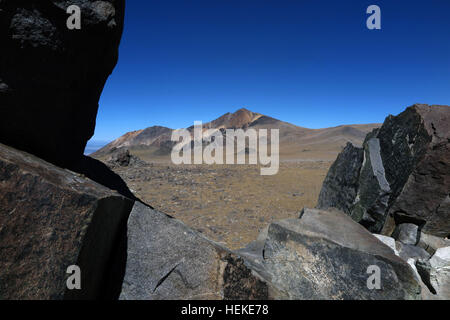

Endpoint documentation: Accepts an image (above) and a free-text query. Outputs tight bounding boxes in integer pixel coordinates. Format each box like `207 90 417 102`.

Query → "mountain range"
92 108 381 161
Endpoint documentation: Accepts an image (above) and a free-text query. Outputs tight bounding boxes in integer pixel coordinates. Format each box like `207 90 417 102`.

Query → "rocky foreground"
0 1 449 300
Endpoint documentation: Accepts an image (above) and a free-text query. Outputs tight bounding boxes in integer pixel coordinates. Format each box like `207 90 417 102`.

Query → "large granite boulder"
239 208 421 300
0 0 125 169
317 104 450 237
119 202 273 300
0 143 134 299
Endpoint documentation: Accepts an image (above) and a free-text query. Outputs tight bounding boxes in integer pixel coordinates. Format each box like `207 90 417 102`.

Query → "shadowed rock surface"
0 143 133 299
76 155 140 201
317 104 450 237
0 0 125 169
317 143 363 214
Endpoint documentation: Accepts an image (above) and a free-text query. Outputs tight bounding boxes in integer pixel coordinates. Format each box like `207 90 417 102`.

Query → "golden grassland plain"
108 158 332 250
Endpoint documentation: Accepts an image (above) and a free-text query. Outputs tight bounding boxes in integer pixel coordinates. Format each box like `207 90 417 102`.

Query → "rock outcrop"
0 143 133 299
238 208 421 300
316 143 363 214
120 204 421 300
119 202 272 300
107 149 146 168
318 104 450 238
0 1 137 300
0 0 125 169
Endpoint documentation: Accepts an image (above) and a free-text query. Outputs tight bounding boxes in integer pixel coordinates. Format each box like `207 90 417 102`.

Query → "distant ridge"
91 109 380 161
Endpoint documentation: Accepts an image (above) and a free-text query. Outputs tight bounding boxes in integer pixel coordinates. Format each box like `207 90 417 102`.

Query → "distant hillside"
91 108 380 161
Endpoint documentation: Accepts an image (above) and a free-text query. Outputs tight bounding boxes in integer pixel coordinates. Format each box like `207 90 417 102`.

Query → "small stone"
373 234 399 255
396 223 419 245
418 233 450 255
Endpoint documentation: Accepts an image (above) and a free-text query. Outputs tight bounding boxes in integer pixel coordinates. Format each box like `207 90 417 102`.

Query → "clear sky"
92 0 450 142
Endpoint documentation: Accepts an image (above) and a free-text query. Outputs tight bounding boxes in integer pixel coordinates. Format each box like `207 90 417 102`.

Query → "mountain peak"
206 108 262 129
234 107 253 114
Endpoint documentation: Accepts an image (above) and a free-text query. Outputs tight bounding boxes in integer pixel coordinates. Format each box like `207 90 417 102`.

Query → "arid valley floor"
105 160 331 250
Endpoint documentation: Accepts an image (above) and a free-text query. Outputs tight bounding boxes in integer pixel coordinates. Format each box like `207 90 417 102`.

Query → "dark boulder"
0 143 133 299
317 142 363 214
0 0 125 169
107 148 146 168
350 131 392 231
383 105 450 237
317 104 450 237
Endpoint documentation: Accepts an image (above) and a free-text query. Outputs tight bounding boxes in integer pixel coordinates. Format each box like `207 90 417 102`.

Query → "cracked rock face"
317 143 363 215
351 132 392 232
0 0 125 169
240 208 421 300
317 104 450 237
0 143 133 299
119 202 271 300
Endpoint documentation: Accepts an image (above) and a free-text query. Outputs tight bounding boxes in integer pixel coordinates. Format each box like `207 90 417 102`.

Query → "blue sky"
92 0 450 142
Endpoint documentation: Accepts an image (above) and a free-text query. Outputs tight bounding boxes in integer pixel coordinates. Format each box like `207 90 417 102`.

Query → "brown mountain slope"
92 109 380 161
205 108 262 129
